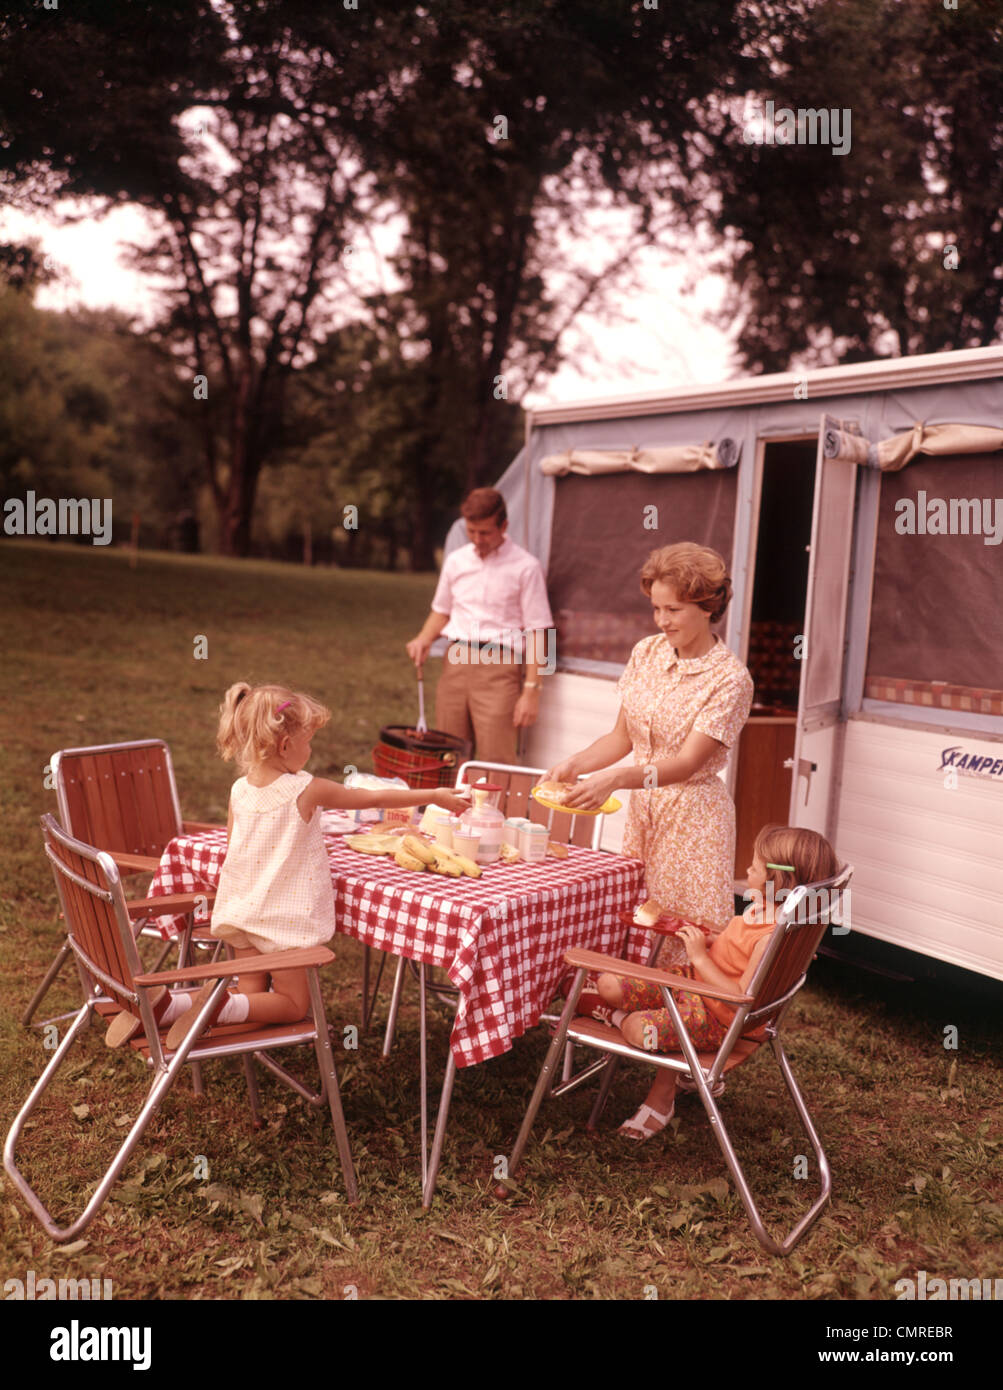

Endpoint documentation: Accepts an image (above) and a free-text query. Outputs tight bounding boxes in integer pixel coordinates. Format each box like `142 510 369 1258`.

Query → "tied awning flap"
825 419 1003 470
540 442 735 476
876 422 1003 471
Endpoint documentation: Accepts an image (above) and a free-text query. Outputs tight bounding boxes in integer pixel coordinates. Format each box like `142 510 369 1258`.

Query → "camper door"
788 421 858 835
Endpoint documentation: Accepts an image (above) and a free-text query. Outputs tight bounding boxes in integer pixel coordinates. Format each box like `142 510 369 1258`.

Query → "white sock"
217 994 250 1025
612 1009 628 1028
162 989 250 1026
161 992 193 1024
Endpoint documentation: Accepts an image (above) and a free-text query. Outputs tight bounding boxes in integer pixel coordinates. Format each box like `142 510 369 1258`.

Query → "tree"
0 284 202 539
1 1 755 560
702 0 1003 371
355 0 755 561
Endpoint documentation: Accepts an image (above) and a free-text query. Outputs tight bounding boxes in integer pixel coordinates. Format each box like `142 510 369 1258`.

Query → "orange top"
697 913 775 1031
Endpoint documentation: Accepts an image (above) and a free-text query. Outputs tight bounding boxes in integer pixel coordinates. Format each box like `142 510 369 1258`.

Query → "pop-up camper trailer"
450 346 1003 982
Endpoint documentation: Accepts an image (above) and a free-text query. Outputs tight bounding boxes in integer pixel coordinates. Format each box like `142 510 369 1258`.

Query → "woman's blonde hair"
217 683 331 773
753 824 840 895
640 543 732 623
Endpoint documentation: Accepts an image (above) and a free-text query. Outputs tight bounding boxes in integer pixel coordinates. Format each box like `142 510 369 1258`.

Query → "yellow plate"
531 787 622 816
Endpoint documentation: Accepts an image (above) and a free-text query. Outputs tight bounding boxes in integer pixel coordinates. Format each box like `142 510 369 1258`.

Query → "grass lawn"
1 540 1001 1305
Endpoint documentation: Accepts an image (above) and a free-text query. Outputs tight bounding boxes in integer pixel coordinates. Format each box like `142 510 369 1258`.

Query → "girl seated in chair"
590 824 839 1141
107 682 468 1048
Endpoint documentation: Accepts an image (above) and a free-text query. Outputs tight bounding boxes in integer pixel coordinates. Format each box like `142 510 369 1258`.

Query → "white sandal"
677 1074 726 1097
618 1102 674 1142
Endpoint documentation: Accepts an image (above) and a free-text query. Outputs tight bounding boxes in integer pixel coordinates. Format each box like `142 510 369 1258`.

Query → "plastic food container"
520 822 549 863
502 817 524 850
452 830 481 859
433 814 455 851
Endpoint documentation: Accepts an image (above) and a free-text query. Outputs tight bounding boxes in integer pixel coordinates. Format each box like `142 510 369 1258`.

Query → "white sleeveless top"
210 771 335 953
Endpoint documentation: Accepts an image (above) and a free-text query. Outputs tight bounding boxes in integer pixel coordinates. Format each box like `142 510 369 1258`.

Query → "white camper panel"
525 671 634 852
835 718 1003 980
498 345 1003 981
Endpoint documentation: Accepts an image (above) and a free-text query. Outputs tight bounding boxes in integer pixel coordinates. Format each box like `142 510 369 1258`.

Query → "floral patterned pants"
618 964 729 1053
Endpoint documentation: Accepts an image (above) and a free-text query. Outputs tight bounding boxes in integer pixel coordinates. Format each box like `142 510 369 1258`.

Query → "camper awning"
825 421 1003 471
540 440 739 475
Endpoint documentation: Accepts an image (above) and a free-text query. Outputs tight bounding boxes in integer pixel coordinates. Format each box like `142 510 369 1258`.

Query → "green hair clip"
766 862 795 872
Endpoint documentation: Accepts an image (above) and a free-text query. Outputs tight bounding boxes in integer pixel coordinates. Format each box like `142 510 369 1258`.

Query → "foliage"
705 0 1003 369
0 1 754 561
0 285 201 544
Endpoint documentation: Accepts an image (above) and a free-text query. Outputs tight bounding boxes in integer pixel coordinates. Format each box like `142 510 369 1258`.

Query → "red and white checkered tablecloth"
148 830 649 1068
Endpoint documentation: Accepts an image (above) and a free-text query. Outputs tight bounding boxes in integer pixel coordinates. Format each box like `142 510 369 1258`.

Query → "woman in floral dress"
548 543 753 1134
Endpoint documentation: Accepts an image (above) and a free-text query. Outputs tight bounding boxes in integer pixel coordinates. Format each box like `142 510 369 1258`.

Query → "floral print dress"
618 634 754 928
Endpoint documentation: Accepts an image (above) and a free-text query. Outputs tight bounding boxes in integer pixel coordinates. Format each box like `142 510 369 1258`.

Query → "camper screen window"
548 469 737 666
866 451 1003 702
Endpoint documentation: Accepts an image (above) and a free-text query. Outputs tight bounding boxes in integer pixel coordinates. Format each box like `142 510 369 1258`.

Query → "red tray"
620 909 713 936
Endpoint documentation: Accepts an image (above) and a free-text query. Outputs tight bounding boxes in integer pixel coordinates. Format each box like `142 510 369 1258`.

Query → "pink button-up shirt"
431 537 554 650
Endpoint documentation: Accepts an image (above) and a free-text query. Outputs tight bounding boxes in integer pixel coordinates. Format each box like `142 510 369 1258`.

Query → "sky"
0 196 739 411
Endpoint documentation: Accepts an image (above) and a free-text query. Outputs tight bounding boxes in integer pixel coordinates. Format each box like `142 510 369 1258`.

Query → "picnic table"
148 828 648 1202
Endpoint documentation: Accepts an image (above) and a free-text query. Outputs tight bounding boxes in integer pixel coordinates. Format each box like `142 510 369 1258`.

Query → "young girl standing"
594 824 840 1141
107 682 469 1049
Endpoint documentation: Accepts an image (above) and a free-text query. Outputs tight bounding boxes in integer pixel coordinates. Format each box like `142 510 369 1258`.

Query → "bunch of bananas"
393 834 481 879
344 830 481 878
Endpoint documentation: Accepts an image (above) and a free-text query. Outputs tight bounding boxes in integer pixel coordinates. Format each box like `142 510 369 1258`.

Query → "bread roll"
533 780 575 805
633 898 664 927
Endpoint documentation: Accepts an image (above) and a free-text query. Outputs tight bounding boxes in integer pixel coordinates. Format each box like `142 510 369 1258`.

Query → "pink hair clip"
276 700 293 714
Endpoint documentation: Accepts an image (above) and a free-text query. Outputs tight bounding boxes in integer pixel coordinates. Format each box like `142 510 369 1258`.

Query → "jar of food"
433 814 456 852
452 829 481 859
459 788 504 864
520 822 549 863
502 817 524 850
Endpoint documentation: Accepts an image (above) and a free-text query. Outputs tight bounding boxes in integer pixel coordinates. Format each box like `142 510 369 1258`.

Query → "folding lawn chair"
4 816 357 1241
23 739 221 1027
502 864 853 1256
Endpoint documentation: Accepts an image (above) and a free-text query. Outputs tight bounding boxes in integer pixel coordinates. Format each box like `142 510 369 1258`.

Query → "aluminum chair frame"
5 816 357 1242
366 761 612 1205
504 865 853 1256
24 739 220 1028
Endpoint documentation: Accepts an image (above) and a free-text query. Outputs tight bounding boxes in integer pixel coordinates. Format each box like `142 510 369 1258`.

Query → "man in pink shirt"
406 488 554 764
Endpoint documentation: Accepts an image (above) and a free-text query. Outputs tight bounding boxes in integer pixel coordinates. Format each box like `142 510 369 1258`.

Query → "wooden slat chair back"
741 880 847 1036
4 816 356 1242
456 761 605 850
24 740 218 1027
504 865 854 1256
43 810 142 1019
54 740 184 864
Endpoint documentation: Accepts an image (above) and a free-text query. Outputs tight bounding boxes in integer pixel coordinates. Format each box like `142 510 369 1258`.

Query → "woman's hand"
432 788 471 815
545 755 581 783
561 769 621 811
